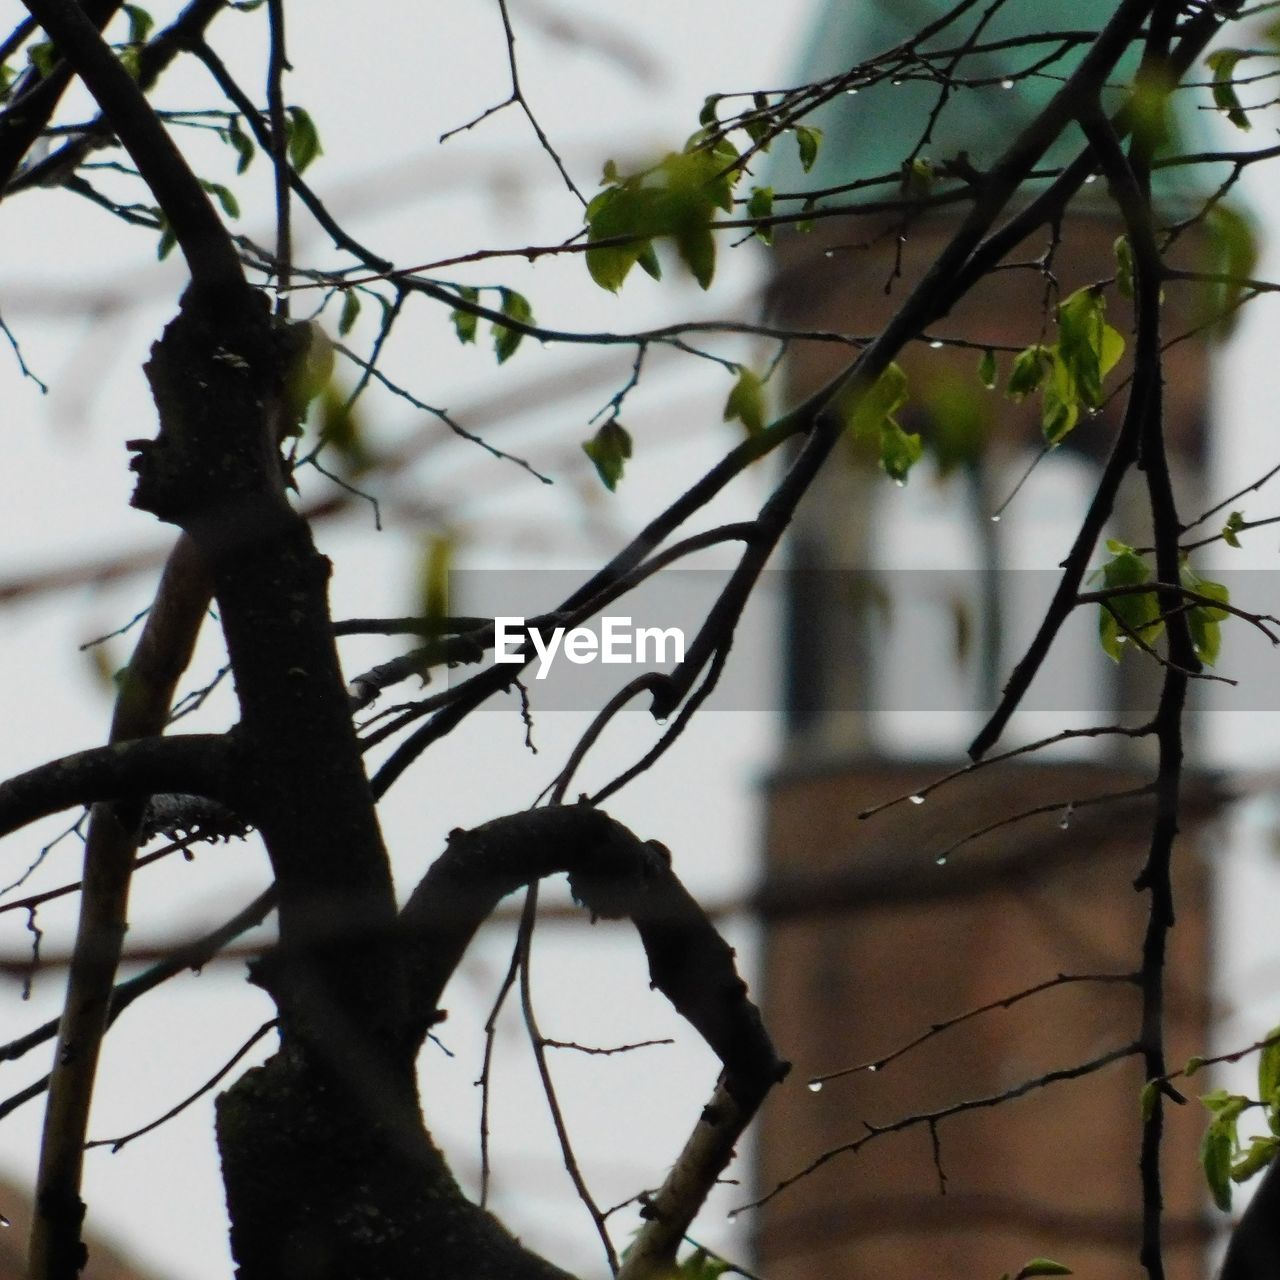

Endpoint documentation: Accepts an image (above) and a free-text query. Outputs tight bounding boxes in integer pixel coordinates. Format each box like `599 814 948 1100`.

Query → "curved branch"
402 805 785 1090
0 733 235 840
400 804 789 1277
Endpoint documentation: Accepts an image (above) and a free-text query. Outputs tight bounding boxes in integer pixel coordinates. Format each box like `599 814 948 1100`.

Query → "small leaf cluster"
837 362 922 483
1197 1028 1280 1211
584 108 822 293
585 134 739 292
1091 540 1229 665
1005 286 1124 445
447 287 535 364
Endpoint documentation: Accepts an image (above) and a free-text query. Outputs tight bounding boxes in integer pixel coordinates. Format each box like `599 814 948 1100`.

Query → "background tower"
756 5 1226 1276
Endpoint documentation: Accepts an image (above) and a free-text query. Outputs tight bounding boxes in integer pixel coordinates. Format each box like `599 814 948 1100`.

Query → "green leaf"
1007 345 1052 402
794 125 822 173
450 286 479 344
698 95 720 128
1222 510 1244 549
116 45 141 80
900 156 934 197
28 41 57 79
1095 540 1162 662
674 224 715 289
724 366 767 436
1140 1080 1159 1124
636 241 662 281
1180 560 1230 667
1202 1089 1250 1119
585 184 656 293
122 4 153 43
978 348 997 390
286 105 322 173
1201 204 1258 337
1202 1117 1236 1211
1207 48 1252 131
154 211 176 261
841 362 908 438
200 180 240 219
287 321 335 422
317 382 372 474
1232 1135 1280 1183
1041 354 1080 446
747 185 774 245
492 288 533 363
415 534 453 627
1015 1262 1073 1279
880 419 923 483
582 419 632 491
1185 1056 1206 1078
1114 235 1134 299
1258 1025 1280 1106
795 197 816 234
1056 286 1123 412
675 1247 731 1280
227 115 255 174
338 291 361 337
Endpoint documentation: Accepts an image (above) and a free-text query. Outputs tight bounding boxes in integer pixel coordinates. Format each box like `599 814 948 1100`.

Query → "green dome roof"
771 0 1222 208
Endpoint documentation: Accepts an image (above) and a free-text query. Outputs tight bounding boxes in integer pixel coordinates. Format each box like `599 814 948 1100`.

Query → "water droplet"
891 79 903 86
935 853 949 866
893 478 905 488
910 794 926 805
655 715 669 725
846 87 859 96
990 514 1002 523
0 1213 9 1228
929 340 944 349
1058 803 1074 831
1085 173 1099 184
807 1079 824 1093
867 1062 880 1072
824 249 835 259
727 1210 739 1223
1001 78 1015 90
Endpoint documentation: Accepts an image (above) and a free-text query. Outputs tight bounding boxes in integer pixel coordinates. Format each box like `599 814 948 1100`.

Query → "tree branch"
0 733 234 840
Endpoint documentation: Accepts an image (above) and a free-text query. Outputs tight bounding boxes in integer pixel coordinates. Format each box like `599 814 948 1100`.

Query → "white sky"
2 3 1280 1278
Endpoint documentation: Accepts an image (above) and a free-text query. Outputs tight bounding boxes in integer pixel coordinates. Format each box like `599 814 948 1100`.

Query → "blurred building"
757 3 1228 1276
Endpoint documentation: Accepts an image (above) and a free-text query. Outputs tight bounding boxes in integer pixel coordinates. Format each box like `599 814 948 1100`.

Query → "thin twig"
86 1019 278 1151
807 971 1138 1087
858 722 1154 821
930 783 1156 867
740 1044 1139 1212
516 884 619 1273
